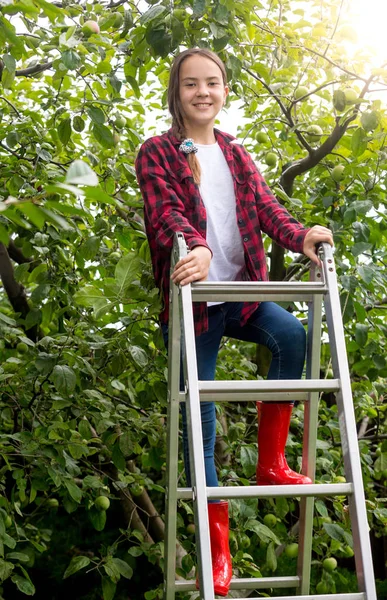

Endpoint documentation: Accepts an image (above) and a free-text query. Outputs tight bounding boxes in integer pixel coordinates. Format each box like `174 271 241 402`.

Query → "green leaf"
115 253 141 295
323 522 352 545
58 118 72 145
125 76 141 98
266 541 277 571
102 576 116 600
0 312 16 326
33 0 63 20
7 552 31 562
245 519 281 545
76 236 100 261
10 574 35 595
51 365 76 395
139 5 167 25
351 242 372 257
89 507 106 531
129 345 148 368
315 499 328 518
66 160 98 186
87 106 106 125
111 558 133 579
93 124 114 148
0 223 9 245
15 203 46 229
3 54 16 73
240 445 258 479
63 555 91 579
112 443 126 471
61 50 81 70
355 323 368 347
0 558 14 582
192 0 206 16
351 127 368 157
74 286 104 307
358 265 374 284
119 431 133 456
64 479 82 503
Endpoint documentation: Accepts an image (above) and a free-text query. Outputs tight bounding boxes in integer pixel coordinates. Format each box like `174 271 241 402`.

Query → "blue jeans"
162 301 306 488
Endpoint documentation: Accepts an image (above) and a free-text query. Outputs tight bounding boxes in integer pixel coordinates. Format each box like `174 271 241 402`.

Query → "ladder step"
185 379 340 403
191 280 327 302
235 595 365 600
177 483 353 500
175 575 299 591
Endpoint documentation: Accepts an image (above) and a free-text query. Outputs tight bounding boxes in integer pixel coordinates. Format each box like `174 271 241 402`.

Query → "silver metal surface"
322 243 377 600
177 482 353 500
163 242 184 600
191 280 327 302
177 235 215 599
234 595 365 600
175 575 300 591
298 260 324 595
197 379 340 401
180 391 312 402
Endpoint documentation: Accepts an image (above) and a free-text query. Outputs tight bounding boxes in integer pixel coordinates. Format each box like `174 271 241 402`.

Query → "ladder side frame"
178 234 215 600
323 244 377 600
164 242 184 600
298 261 324 594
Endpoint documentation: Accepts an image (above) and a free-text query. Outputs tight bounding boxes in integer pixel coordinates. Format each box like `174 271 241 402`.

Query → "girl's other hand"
303 225 333 266
171 245 211 286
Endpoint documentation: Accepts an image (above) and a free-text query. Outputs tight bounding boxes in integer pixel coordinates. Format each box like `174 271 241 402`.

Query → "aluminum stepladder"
164 232 377 600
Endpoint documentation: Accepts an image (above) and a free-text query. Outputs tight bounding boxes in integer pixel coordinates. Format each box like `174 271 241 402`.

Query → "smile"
193 103 212 107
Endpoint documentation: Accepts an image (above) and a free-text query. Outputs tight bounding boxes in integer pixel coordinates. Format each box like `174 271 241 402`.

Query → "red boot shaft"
196 501 232 597
256 402 312 486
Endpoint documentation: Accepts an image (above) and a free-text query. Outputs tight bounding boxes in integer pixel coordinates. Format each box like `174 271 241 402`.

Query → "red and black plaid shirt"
135 128 309 336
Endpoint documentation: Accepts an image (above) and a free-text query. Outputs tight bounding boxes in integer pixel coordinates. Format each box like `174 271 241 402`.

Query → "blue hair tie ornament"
179 138 198 154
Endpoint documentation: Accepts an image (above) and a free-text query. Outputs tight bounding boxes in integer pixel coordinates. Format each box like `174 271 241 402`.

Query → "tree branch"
0 97 21 117
0 243 38 340
7 241 34 267
16 61 54 77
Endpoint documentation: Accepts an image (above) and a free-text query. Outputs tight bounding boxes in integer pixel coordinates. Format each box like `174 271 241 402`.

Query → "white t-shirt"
196 142 245 305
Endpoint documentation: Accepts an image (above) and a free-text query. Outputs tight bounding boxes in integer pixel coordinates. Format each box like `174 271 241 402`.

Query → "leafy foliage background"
0 0 386 597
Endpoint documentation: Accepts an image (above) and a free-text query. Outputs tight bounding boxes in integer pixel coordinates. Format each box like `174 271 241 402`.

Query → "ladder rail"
178 236 215 600
298 260 324 595
323 244 377 599
163 258 183 600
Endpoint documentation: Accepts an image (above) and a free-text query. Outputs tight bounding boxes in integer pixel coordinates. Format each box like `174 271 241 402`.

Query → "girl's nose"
196 84 209 96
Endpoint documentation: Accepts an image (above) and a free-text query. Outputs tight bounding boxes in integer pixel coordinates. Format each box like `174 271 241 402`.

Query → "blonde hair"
168 48 228 184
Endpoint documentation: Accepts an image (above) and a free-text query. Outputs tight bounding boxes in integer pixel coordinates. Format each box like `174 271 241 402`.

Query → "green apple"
257 131 269 144
265 152 277 167
305 124 323 143
294 86 309 100
323 557 337 572
331 165 345 182
285 543 299 558
82 20 100 37
95 496 110 511
263 513 277 529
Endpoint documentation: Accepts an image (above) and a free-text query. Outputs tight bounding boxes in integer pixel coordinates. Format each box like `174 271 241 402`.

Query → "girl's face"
179 55 228 130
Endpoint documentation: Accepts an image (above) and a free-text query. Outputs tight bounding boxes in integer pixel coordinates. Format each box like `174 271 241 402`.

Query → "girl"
135 48 333 597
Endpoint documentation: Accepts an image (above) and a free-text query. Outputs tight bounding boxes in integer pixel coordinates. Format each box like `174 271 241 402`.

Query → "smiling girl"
135 48 333 596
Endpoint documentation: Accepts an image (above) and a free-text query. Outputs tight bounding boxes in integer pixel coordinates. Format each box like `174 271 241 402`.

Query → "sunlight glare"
345 0 387 67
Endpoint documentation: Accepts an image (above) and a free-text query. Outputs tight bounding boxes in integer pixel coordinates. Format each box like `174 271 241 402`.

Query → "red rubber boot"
196 501 232 597
256 402 312 485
